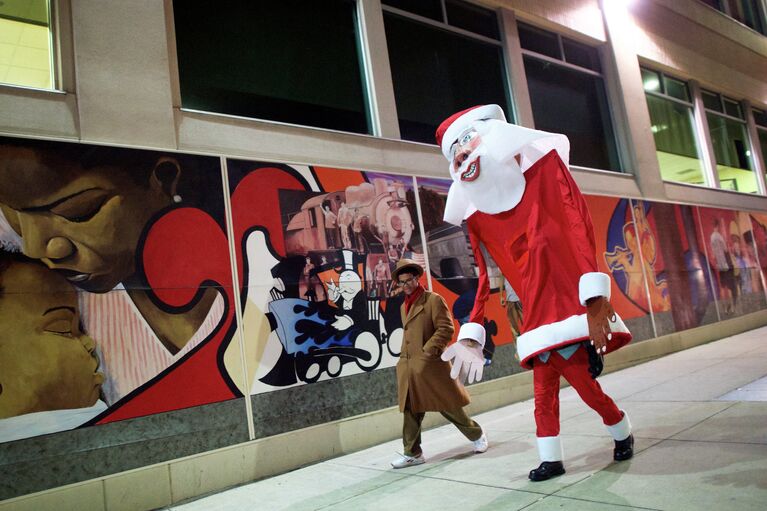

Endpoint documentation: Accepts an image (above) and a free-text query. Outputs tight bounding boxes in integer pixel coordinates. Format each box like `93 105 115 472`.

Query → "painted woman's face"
0 261 103 418
0 147 172 292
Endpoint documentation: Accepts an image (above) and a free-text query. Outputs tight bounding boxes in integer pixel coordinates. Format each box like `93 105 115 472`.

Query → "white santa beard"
450 128 526 215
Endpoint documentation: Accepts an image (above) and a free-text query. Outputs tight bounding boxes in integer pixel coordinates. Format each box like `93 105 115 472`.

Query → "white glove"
440 339 485 384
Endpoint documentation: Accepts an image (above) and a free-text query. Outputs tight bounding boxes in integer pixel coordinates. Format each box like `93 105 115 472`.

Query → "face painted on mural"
0 259 103 419
0 146 177 293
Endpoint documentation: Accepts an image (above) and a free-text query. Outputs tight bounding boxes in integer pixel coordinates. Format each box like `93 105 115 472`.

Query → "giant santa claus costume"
437 104 634 481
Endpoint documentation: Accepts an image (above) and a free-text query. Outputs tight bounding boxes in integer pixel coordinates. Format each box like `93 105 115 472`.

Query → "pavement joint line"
327 460 557 498
662 400 739 440
310 473 412 511
518 490 663 511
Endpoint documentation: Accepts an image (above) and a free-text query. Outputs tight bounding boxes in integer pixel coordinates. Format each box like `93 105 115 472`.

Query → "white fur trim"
457 322 486 348
537 436 563 462
441 104 506 159
517 313 630 365
579 272 611 306
606 411 631 441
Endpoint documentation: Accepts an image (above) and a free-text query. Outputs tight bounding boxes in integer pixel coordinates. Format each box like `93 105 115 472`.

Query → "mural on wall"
225 162 424 394
698 206 766 318
0 136 236 442
2 135 767 445
414 176 509 363
600 197 669 315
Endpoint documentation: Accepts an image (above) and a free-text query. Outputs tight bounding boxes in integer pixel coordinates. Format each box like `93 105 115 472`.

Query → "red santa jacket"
465 150 631 368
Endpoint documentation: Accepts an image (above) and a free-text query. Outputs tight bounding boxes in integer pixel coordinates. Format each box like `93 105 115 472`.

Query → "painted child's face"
0 261 103 419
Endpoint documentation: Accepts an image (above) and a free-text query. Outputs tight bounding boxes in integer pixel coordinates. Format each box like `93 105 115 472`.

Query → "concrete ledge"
3 309 766 511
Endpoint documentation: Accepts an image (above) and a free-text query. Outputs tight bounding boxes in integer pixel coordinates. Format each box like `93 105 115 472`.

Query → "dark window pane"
382 0 443 21
445 0 500 40
641 68 662 93
174 0 369 134
384 13 511 144
524 56 621 171
698 0 722 8
724 0 765 34
518 22 561 60
754 109 767 127
702 90 722 112
664 77 690 102
759 130 767 174
723 98 743 119
707 113 752 170
562 38 601 72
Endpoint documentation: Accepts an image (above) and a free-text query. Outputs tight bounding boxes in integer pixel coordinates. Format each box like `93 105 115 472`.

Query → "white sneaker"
473 431 488 453
391 453 425 469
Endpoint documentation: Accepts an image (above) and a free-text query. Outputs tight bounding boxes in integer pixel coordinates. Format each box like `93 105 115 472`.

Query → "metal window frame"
381 2 503 46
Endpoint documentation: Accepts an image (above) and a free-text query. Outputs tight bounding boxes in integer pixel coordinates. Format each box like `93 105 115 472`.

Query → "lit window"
519 23 620 172
640 68 705 186
703 89 757 193
382 0 511 143
0 0 55 90
173 0 371 134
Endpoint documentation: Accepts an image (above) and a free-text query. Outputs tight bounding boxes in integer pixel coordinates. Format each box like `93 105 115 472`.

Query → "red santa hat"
435 104 506 159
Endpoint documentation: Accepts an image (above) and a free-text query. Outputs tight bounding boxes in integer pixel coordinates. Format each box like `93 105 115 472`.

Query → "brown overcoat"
396 290 471 412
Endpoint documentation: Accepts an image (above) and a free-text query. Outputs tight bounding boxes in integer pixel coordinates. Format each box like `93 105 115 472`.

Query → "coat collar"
402 291 428 327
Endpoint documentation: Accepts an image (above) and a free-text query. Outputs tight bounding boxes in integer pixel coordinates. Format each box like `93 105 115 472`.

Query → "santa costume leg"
530 356 566 481
559 348 634 461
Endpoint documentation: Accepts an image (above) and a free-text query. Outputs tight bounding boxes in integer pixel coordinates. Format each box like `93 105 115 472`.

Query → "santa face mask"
448 119 527 215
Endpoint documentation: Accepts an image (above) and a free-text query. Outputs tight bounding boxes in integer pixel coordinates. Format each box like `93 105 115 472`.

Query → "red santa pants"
533 345 623 437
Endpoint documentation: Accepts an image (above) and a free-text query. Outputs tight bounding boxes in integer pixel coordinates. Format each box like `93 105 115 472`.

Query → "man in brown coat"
391 258 488 469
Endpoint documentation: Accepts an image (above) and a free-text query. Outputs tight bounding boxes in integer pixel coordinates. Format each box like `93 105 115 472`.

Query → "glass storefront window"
383 2 510 144
173 0 370 134
0 0 54 90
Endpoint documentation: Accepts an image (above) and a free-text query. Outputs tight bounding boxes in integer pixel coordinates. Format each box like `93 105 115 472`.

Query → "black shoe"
614 434 634 461
528 461 566 481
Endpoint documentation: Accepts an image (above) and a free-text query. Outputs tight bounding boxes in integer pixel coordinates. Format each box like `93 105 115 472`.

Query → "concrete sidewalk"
168 327 767 511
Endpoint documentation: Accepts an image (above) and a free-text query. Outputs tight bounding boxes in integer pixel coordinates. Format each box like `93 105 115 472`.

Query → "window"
382 0 511 143
173 0 370 134
754 108 767 186
0 0 55 90
703 90 757 193
518 23 621 172
698 0 766 35
640 68 705 186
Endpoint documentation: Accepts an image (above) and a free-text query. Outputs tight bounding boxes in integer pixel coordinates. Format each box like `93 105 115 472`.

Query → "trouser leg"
441 407 483 441
403 397 425 456
533 360 562 437
556 348 623 427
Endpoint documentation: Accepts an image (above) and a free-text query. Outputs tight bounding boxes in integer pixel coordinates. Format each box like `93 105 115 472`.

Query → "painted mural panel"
748 212 767 293
415 176 514 364
586 196 655 341
225 161 424 394
636 200 719 335
698 206 766 318
0 137 236 442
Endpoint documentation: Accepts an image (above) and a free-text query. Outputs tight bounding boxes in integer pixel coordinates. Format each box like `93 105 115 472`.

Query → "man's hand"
441 339 485 384
586 296 616 354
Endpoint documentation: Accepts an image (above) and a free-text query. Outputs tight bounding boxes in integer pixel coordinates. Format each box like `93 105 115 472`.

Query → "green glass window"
0 0 54 90
641 68 704 185
173 0 370 134
707 112 756 192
